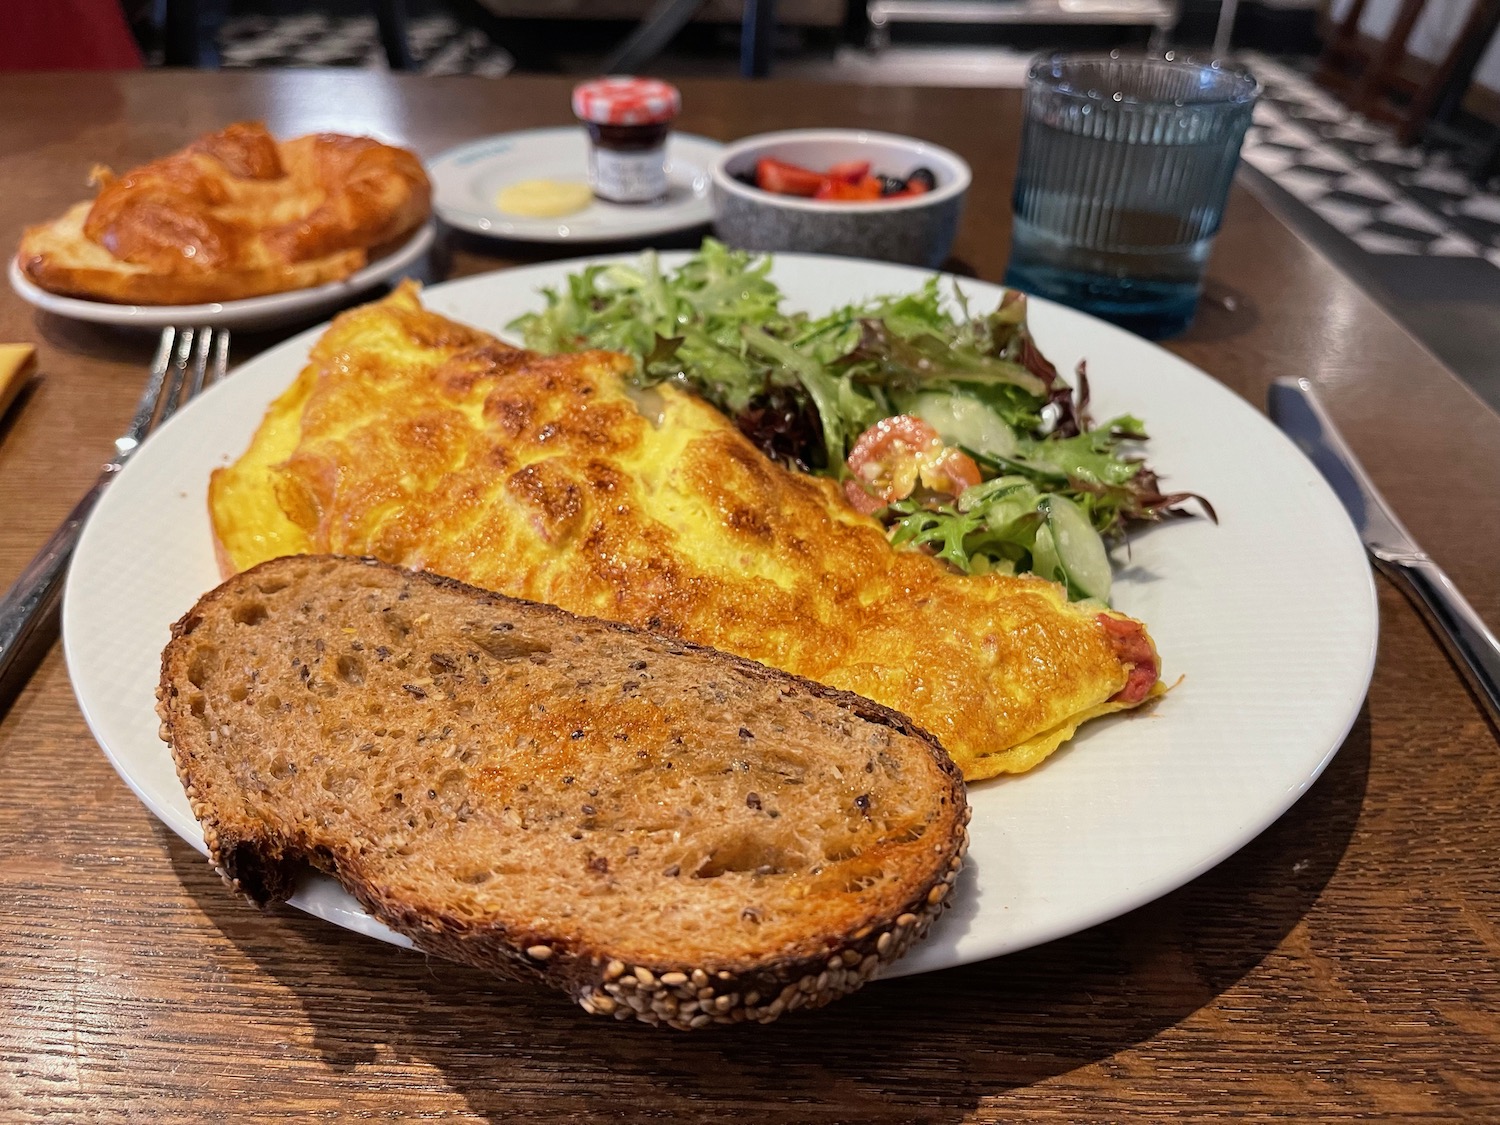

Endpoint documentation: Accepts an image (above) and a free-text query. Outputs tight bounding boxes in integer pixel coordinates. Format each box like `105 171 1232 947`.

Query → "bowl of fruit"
711 128 971 268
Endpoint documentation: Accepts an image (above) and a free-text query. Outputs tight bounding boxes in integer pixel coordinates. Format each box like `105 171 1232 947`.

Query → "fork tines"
118 326 231 463
158 326 229 426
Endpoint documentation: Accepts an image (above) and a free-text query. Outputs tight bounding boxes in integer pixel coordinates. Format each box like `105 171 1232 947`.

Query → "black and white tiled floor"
1241 52 1500 270
219 12 513 76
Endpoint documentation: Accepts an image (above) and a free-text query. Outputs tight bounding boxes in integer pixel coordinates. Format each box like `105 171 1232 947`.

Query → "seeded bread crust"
158 555 969 1028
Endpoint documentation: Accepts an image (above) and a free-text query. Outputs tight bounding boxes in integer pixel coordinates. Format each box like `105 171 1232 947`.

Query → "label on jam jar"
590 145 668 204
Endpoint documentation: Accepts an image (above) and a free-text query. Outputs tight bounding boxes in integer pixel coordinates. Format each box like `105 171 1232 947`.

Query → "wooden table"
2 71 1498 1122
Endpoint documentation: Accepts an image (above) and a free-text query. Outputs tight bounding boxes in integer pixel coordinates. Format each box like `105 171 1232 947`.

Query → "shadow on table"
28 310 167 363
442 224 714 273
167 708 1370 1123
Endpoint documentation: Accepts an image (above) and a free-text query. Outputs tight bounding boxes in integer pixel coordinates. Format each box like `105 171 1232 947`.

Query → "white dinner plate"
428 127 719 243
63 253 1377 979
8 222 435 331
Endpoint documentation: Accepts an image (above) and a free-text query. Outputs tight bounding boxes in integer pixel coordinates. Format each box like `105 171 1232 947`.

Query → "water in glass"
1004 54 1258 339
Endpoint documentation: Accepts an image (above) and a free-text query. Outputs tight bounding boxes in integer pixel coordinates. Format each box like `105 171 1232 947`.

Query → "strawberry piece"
815 175 883 201
824 160 872 184
755 158 826 197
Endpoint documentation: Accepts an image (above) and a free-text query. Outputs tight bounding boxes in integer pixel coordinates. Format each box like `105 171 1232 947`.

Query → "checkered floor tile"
1240 52 1500 267
219 12 513 76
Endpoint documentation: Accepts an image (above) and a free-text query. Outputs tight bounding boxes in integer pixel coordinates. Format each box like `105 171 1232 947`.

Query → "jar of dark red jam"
571 77 681 204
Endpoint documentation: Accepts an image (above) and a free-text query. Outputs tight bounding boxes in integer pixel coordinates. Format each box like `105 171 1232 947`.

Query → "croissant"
17 122 431 305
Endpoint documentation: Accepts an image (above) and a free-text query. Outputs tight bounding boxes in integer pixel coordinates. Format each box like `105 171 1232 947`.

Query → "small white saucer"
428 127 720 243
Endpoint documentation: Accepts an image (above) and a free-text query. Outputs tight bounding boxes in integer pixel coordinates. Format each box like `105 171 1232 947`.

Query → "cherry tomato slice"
922 445 983 494
847 415 940 504
755 158 825 197
844 415 981 512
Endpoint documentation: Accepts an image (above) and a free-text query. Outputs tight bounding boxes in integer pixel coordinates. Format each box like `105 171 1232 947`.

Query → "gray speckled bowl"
711 129 971 268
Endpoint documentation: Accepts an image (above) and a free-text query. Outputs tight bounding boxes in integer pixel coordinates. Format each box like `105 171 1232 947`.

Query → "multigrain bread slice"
157 555 969 1028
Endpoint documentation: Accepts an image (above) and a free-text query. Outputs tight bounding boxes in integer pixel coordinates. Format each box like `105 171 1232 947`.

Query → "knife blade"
1269 377 1500 728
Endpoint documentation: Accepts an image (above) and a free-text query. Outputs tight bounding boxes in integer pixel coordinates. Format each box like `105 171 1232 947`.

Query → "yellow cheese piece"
0 344 36 419
496 179 593 219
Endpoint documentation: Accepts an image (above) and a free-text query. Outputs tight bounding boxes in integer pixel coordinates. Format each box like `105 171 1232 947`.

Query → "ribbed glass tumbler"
1004 53 1258 339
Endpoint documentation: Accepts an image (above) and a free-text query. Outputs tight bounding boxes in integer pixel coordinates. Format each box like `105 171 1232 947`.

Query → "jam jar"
571 77 682 205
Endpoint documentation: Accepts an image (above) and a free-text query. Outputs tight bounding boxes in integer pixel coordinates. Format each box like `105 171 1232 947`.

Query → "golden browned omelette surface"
210 283 1161 780
18 121 430 305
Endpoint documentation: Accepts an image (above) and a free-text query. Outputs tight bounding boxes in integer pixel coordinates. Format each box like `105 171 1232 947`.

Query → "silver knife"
1269 377 1500 726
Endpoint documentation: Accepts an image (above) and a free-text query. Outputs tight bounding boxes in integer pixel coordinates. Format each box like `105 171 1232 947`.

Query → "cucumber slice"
911 392 1018 460
1029 521 1065 587
1044 494 1112 603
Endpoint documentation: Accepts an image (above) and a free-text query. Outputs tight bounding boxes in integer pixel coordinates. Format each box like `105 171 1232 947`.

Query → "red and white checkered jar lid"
572 77 681 126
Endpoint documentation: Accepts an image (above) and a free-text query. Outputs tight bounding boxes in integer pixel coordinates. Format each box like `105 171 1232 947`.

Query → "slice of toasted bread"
157 555 969 1028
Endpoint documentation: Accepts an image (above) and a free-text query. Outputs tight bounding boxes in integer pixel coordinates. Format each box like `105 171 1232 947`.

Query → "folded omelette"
210 283 1161 780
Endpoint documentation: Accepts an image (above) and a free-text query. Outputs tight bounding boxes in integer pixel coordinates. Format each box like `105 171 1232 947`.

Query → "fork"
0 326 230 708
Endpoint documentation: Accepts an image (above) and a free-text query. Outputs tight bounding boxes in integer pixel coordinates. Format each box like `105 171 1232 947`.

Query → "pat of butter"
496 179 593 219
0 343 36 419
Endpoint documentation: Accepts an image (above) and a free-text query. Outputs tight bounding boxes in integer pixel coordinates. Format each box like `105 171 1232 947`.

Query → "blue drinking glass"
1004 52 1259 340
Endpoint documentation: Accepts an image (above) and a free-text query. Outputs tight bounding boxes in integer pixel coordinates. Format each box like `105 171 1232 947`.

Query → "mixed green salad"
510 241 1211 604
